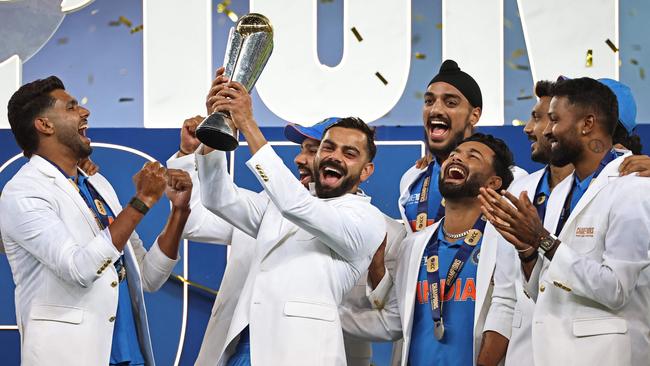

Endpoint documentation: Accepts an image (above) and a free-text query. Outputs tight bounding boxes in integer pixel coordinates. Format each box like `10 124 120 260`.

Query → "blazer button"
111 281 118 288
109 316 116 322
96 270 102 275
539 284 546 293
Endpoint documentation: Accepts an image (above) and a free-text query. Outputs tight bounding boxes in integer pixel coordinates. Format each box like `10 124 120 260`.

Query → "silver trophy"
196 13 274 150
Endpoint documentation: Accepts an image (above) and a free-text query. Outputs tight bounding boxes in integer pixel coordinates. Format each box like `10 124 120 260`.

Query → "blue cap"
283 117 341 144
598 78 637 134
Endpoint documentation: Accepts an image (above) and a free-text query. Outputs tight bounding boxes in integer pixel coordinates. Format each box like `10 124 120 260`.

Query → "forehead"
302 138 319 147
457 140 495 160
533 96 551 111
549 95 571 112
49 89 74 105
322 126 368 147
426 81 466 100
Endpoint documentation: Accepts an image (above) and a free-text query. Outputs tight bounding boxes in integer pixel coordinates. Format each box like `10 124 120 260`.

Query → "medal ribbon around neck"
414 162 446 231
424 215 487 341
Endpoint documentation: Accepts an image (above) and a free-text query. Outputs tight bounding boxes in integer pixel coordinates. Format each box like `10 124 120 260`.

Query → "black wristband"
519 249 538 263
179 145 192 155
129 197 150 215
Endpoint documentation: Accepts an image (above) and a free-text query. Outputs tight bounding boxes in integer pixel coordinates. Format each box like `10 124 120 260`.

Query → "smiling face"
423 82 480 159
43 89 92 160
544 96 583 167
294 138 319 187
439 141 501 200
313 126 374 199
523 96 552 163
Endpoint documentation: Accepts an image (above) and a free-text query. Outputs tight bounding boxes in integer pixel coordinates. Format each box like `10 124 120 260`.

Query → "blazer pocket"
30 304 84 324
572 317 627 337
283 301 336 322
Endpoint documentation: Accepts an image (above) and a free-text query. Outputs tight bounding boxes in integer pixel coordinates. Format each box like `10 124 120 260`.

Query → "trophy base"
196 113 240 151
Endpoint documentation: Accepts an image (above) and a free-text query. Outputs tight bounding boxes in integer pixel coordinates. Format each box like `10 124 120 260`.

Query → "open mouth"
78 124 90 141
444 163 468 183
298 168 312 186
320 164 345 186
428 119 450 142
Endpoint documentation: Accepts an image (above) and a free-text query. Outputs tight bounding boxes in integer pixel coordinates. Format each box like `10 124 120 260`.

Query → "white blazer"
340 218 505 365
195 145 386 366
0 155 178 366
525 152 650 366
486 168 546 366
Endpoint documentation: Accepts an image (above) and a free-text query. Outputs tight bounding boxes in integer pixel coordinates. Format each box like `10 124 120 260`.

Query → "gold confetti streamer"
216 0 231 13
320 0 334 3
130 25 143 34
226 10 238 22
119 97 134 102
605 39 618 52
81 97 88 105
630 58 639 65
56 37 69 45
415 52 426 60
506 60 529 71
516 95 534 101
511 48 525 59
512 119 526 126
351 27 363 42
435 23 443 30
375 72 388 85
586 49 593 67
118 16 132 28
170 274 219 295
641 67 646 80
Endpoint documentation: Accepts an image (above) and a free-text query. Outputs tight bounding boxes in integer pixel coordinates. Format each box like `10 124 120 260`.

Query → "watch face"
540 236 555 251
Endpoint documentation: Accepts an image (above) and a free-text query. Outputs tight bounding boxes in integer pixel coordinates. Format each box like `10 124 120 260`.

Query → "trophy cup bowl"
196 13 274 151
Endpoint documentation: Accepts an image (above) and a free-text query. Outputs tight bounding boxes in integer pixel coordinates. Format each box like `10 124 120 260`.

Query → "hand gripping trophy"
196 13 273 150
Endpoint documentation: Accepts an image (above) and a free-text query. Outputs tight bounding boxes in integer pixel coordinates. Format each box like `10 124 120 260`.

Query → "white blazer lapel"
31 156 99 232
560 154 627 236
544 172 573 234
474 221 497 329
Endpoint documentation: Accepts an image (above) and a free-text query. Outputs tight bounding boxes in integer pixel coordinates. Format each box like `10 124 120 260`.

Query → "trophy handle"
195 112 239 151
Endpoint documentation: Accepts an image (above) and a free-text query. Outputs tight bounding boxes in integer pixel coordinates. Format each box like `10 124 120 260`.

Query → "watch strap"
129 196 150 215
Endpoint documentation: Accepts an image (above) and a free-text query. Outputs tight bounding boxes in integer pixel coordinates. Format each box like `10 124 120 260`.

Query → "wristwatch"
129 196 150 215
538 233 560 255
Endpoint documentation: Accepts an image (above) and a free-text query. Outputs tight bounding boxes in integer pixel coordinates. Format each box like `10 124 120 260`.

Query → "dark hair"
323 117 377 161
534 80 554 98
7 76 65 157
613 121 643 155
460 133 515 190
551 77 618 136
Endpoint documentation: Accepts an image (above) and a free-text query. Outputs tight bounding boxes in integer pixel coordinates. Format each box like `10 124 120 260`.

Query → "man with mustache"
186 70 386 365
480 77 650 366
167 111 403 366
0 76 193 365
481 78 650 366
342 133 516 366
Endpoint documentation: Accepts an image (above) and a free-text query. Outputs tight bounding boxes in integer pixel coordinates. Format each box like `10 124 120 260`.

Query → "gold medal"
433 320 445 340
536 194 546 205
426 255 439 273
464 229 482 246
415 212 428 231
95 199 107 216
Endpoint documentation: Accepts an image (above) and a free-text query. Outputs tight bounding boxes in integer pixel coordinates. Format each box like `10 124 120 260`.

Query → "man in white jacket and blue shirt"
193 70 386 365
480 77 650 366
